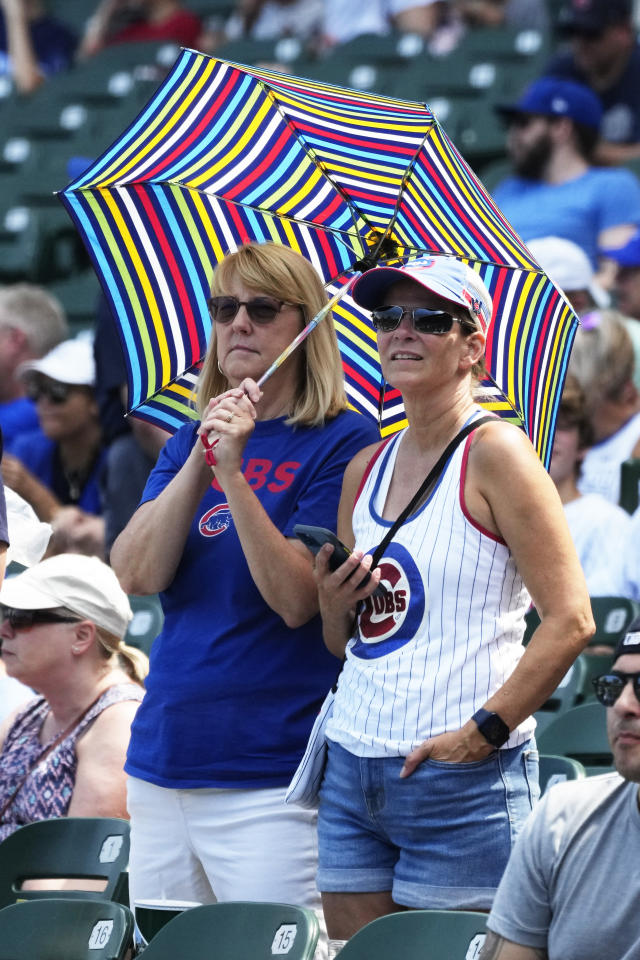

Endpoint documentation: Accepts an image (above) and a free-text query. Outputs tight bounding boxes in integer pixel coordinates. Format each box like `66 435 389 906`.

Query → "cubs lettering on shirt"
351 542 425 659
208 459 300 495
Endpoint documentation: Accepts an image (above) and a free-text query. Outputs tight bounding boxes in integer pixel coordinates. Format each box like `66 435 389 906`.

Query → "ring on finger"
226 411 234 423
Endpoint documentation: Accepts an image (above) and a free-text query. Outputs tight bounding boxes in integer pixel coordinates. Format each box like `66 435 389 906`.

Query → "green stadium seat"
48 270 102 333
125 594 165 657
536 702 614 776
0 818 130 910
538 754 586 794
534 654 587 736
453 26 550 66
0 200 88 283
335 909 488 960
0 898 135 960
138 902 319 959
579 651 617 703
589 596 640 649
620 458 640 514
525 596 639 653
215 37 306 68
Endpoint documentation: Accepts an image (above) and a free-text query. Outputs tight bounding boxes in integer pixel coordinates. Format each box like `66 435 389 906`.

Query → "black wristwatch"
472 708 510 747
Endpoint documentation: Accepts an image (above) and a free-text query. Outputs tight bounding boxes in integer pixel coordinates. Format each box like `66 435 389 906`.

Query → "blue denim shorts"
317 739 539 910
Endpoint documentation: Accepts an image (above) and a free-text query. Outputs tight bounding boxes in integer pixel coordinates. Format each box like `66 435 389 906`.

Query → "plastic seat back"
589 596 639 648
0 898 134 960
337 910 488 960
125 594 164 656
619 458 640 514
538 754 586 794
534 654 587 735
140 902 319 960
0 818 130 909
537 702 614 775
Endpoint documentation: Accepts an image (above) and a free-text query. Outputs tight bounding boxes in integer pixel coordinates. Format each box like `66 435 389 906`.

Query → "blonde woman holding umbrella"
112 243 378 919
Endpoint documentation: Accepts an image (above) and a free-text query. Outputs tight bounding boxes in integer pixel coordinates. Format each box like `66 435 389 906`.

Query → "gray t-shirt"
487 774 640 960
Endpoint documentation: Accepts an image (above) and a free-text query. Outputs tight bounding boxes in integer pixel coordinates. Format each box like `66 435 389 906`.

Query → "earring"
71 645 80 654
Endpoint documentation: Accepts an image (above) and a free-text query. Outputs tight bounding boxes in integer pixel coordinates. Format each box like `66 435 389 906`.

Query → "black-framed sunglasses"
1 607 81 632
24 378 74 405
370 305 460 335
207 295 295 325
592 671 640 707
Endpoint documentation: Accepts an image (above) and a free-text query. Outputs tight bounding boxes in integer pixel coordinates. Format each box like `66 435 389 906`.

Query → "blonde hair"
196 244 349 427
96 626 148 686
569 310 635 412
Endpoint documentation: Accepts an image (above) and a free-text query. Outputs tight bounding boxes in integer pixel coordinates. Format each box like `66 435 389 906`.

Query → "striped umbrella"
60 49 578 466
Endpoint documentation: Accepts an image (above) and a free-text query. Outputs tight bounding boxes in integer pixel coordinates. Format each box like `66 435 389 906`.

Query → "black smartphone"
294 523 385 596
294 524 354 569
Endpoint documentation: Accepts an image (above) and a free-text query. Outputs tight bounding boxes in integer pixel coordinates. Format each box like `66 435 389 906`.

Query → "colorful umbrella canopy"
60 49 578 466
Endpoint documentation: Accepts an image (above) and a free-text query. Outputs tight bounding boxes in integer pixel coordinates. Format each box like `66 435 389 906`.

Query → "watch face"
476 709 509 746
484 715 506 742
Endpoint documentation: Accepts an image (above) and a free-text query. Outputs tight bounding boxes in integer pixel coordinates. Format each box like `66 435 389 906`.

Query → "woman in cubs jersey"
313 255 594 945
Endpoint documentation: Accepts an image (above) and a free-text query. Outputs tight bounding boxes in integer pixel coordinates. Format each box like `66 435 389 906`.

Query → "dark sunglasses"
592 671 640 707
24 378 73 405
506 113 544 130
371 306 459 335
1 607 81 631
207 295 294 325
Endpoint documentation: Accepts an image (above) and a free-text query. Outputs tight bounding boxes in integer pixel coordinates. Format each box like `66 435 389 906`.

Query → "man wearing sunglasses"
481 620 640 960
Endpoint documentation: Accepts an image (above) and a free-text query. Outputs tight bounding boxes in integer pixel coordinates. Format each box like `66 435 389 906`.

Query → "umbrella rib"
368 121 435 261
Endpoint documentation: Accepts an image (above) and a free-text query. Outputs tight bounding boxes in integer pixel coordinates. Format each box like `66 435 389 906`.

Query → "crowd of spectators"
1 0 640 957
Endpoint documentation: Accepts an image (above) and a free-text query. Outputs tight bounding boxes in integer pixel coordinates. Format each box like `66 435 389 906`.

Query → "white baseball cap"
526 236 609 309
0 554 133 639
18 336 96 386
351 255 493 335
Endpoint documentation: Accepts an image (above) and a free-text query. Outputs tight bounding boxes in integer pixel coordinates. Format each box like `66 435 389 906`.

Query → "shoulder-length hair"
196 243 349 427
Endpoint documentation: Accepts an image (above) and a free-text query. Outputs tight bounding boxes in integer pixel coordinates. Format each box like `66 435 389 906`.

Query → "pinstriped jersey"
326 421 535 757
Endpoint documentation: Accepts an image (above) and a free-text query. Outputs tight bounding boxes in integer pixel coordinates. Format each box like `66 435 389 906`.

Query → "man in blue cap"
492 76 640 271
480 619 640 959
543 0 640 165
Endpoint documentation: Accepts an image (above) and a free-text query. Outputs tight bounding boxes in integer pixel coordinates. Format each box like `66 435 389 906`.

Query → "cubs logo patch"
199 503 233 537
350 542 426 660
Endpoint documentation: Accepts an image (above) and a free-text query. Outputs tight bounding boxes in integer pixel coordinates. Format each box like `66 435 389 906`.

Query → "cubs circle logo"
350 542 426 660
199 503 233 537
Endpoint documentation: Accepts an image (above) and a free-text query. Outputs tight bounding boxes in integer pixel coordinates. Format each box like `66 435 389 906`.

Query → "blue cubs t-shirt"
493 167 640 266
125 410 379 789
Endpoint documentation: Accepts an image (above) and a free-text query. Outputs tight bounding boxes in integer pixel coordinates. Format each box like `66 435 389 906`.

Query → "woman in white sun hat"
0 553 147 840
312 254 594 946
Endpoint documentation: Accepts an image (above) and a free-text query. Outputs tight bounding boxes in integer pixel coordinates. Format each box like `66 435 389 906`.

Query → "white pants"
127 776 322 910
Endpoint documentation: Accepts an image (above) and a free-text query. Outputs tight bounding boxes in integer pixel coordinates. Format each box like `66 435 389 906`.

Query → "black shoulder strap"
370 415 495 569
